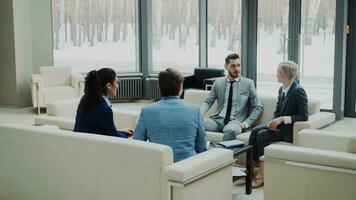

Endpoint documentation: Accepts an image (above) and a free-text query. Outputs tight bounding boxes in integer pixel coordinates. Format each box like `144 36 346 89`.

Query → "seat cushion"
42 86 76 106
206 130 251 143
46 97 80 118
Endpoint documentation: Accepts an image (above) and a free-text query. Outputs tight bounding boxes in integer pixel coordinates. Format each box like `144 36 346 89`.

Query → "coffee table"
209 142 253 195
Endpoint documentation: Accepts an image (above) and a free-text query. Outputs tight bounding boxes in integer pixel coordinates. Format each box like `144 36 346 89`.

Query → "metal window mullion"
138 0 153 98
288 0 301 64
241 0 257 84
333 0 348 120
199 0 208 68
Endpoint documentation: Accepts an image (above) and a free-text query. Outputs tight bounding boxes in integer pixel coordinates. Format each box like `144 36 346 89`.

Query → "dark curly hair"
81 68 117 111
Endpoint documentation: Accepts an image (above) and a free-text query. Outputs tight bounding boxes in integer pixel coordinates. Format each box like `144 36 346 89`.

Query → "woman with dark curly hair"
74 68 133 138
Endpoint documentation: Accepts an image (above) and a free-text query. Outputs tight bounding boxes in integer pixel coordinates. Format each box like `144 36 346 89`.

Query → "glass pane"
300 0 335 109
208 0 242 68
256 0 289 96
152 0 199 73
52 0 138 72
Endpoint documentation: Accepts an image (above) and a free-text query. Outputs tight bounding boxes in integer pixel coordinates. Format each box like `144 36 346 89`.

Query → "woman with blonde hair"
248 60 309 188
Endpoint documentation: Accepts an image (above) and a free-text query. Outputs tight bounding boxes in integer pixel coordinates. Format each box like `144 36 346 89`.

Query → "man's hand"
267 117 284 131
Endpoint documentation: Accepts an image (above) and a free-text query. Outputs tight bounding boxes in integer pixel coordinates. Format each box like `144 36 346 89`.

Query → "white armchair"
264 129 356 200
31 66 84 114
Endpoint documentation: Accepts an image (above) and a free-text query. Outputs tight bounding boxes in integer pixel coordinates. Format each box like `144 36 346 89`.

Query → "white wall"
0 0 53 107
0 0 18 106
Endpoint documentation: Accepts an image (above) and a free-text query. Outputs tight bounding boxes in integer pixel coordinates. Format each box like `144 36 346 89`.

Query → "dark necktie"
224 81 235 125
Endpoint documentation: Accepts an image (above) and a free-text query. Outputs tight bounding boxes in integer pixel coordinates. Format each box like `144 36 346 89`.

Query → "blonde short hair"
277 60 299 81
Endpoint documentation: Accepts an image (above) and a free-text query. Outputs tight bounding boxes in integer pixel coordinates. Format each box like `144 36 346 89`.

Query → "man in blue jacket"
134 68 207 162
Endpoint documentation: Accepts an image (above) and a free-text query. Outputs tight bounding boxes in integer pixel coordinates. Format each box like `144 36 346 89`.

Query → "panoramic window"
300 0 336 109
208 0 242 68
256 0 290 97
52 0 138 72
152 0 199 73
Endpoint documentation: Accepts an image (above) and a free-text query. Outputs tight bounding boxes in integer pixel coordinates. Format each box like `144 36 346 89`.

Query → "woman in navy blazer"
74 68 133 138
248 61 308 188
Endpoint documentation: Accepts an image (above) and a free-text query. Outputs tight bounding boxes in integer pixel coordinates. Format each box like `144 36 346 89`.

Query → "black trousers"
248 124 284 161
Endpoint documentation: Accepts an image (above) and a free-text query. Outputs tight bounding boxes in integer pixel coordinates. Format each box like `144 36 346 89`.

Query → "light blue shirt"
134 96 207 162
102 95 112 108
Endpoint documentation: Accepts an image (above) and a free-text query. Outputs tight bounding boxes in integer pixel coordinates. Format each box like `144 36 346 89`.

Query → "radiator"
146 78 161 101
110 76 143 102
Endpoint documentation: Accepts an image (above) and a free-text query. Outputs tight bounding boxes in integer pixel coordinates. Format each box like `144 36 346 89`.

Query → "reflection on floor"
1 101 356 200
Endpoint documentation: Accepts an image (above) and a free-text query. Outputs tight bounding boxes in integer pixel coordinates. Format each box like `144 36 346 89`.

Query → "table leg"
246 149 253 194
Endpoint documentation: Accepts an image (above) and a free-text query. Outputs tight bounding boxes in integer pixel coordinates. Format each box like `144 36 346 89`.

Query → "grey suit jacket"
200 76 263 128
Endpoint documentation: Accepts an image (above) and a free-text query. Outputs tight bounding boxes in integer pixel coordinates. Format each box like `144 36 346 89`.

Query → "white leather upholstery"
264 130 356 200
35 98 141 131
0 124 234 200
296 129 350 151
184 89 336 144
345 136 356 154
46 98 80 118
31 66 85 111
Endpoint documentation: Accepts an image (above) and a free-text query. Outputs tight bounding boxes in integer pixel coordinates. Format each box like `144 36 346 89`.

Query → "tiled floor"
1 103 355 200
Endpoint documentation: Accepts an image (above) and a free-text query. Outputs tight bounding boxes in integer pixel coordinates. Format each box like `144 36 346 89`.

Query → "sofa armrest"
112 109 140 129
71 72 85 96
296 129 351 151
162 148 233 184
31 74 44 108
265 144 356 171
293 112 335 144
32 74 44 86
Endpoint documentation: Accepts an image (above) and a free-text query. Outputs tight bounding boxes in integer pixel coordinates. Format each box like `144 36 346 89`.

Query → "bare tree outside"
208 0 242 67
152 0 199 73
52 0 336 108
52 0 138 72
256 0 336 109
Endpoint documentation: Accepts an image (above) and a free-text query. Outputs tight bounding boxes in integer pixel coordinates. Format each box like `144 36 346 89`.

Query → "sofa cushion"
184 89 320 125
254 95 277 125
42 87 76 106
184 89 218 117
184 89 322 142
345 136 356 154
46 97 80 118
40 66 71 87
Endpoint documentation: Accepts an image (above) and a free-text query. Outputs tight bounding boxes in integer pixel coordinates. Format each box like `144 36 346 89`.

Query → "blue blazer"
74 96 127 138
134 96 207 162
273 81 309 142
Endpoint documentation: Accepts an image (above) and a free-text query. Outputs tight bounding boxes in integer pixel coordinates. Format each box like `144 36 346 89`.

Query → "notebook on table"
218 140 245 148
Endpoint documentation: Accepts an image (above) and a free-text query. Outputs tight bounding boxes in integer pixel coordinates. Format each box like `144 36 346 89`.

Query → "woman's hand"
267 117 285 131
122 128 134 137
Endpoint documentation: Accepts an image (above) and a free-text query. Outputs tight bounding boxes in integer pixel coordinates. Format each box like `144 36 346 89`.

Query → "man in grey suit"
200 53 263 141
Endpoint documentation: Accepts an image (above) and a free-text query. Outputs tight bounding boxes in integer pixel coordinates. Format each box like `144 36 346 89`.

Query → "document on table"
232 166 246 177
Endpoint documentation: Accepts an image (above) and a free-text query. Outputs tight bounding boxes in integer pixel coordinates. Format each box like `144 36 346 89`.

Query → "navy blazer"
74 96 127 138
272 81 308 142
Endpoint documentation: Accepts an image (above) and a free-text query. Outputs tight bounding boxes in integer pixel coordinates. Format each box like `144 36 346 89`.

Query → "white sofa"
184 89 336 144
35 98 140 131
264 129 356 200
31 66 85 114
0 124 234 200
